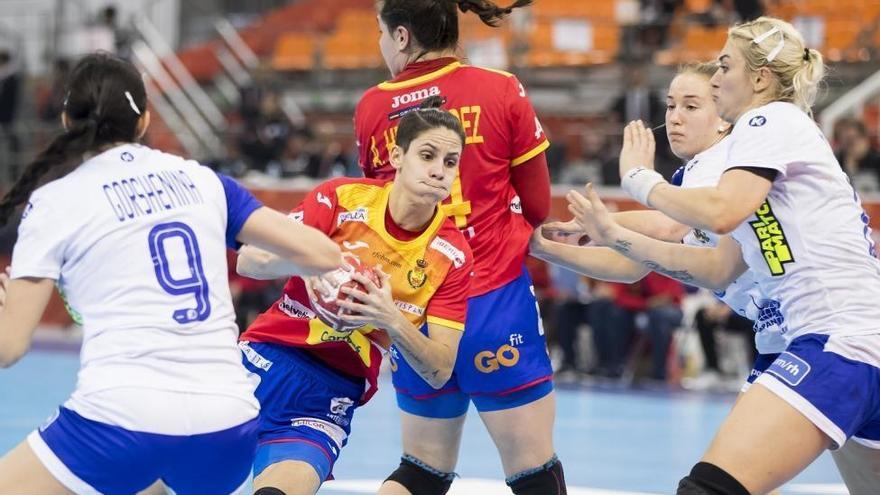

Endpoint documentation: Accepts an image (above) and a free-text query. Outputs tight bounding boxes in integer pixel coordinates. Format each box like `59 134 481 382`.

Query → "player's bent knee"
676 462 750 495
254 488 287 495
385 455 456 495
505 455 566 495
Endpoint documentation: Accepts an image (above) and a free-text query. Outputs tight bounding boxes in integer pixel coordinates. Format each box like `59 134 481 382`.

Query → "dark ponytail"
396 95 466 152
0 52 146 225
378 0 532 54
456 0 533 27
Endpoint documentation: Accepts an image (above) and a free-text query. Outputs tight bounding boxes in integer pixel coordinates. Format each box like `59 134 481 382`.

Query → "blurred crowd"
1 1 879 394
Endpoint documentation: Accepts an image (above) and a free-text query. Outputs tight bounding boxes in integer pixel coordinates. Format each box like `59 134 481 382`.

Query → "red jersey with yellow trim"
241 177 473 403
355 58 549 296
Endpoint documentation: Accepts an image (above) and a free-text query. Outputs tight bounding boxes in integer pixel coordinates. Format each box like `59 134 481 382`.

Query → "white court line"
322 479 659 495
784 484 849 495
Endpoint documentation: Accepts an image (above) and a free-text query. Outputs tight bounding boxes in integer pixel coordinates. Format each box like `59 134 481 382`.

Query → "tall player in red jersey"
356 2 564 494
235 101 474 495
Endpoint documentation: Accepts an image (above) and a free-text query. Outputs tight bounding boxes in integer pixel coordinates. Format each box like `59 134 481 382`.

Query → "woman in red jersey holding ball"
235 99 474 495
355 2 563 494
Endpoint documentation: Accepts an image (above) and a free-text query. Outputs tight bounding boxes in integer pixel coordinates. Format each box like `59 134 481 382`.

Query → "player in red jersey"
356 2 564 494
234 100 474 495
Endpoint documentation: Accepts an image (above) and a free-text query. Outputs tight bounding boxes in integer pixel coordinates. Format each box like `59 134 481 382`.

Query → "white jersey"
724 102 880 341
11 144 260 434
678 137 787 354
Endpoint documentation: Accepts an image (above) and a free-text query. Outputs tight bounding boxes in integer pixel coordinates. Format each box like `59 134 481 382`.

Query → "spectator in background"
683 298 757 391
38 59 70 123
641 273 684 381
723 0 765 22
610 65 677 179
0 50 21 180
100 5 133 59
560 130 611 186
606 274 683 383
238 90 292 173
587 280 623 377
549 261 590 376
834 118 880 193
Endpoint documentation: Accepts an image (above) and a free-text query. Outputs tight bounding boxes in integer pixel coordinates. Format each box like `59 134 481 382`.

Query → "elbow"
522 202 550 228
299 242 343 277
427 366 454 389
236 251 274 280
707 211 743 236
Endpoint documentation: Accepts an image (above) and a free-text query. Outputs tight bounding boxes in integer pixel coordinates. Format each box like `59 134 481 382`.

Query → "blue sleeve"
218 173 263 249
670 166 685 187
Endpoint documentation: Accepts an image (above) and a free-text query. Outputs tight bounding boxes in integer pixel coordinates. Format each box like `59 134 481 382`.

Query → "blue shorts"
753 333 880 449
30 406 257 494
392 268 554 418
741 352 781 391
240 341 365 482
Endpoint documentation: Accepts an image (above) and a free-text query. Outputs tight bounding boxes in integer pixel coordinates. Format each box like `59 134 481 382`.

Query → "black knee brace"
505 455 566 495
385 455 456 495
254 488 287 495
677 462 750 495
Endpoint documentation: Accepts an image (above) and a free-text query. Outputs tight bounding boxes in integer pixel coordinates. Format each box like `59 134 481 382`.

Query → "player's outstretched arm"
0 271 55 368
570 184 748 290
618 120 771 234
529 227 649 283
542 209 690 244
236 207 342 279
335 269 461 389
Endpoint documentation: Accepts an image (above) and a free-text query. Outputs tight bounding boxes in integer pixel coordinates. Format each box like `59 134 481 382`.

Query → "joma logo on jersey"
391 86 441 109
337 208 368 226
475 335 523 373
749 200 794 276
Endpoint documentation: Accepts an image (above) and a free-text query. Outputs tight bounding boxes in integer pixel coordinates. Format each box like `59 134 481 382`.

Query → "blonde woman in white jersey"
534 61 787 389
564 17 880 495
0 53 342 495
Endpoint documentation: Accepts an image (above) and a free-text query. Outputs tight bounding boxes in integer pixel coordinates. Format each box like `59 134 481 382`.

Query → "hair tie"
803 48 811 61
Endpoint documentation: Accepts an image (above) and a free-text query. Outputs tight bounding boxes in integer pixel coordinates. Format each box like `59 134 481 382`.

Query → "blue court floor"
0 349 845 494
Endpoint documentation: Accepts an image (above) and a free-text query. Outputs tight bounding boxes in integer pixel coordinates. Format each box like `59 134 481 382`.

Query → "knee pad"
254 488 287 495
676 462 750 495
505 455 566 495
385 455 456 495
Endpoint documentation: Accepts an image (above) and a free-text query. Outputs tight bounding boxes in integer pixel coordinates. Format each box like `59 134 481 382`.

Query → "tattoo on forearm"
613 239 632 253
642 260 695 283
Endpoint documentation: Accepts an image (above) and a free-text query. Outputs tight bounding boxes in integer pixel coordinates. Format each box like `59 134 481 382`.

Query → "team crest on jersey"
407 259 428 289
429 237 465 268
337 208 368 226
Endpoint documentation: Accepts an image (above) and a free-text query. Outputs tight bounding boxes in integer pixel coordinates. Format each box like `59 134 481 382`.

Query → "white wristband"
622 166 666 207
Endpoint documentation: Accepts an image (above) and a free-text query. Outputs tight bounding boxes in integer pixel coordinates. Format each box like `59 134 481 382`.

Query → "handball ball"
310 252 380 332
